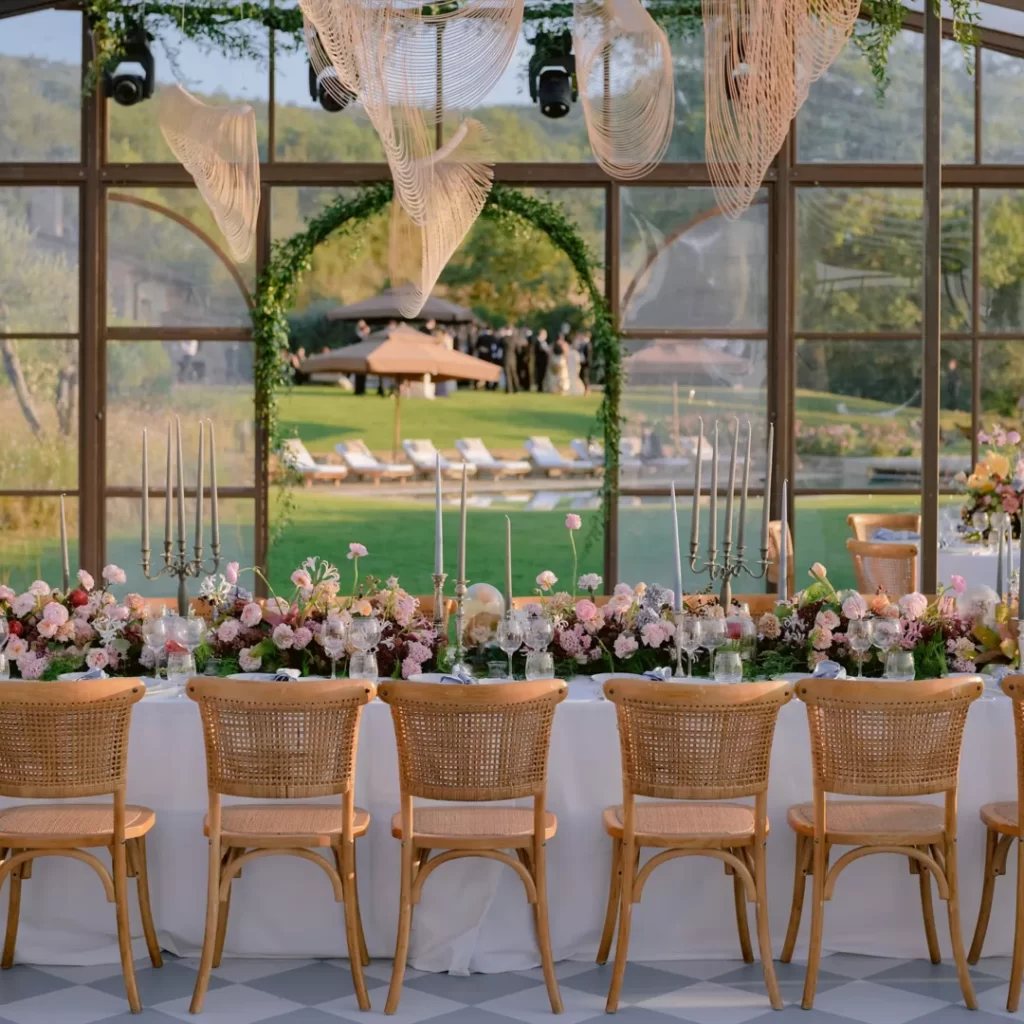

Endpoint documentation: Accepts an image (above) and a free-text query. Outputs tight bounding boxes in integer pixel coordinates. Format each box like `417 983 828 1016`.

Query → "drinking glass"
496 615 524 680
701 617 727 677
525 617 554 655
847 619 873 678
142 616 167 679
323 618 347 679
0 616 8 681
525 651 555 680
871 617 900 660
180 615 206 658
349 617 381 679
972 510 990 542
487 660 508 680
884 649 915 680
165 650 194 695
714 650 744 683
677 616 702 679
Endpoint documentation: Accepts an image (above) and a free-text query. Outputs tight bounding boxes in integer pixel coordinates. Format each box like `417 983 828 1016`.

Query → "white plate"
227 672 328 682
58 671 108 681
591 672 693 684
409 673 508 684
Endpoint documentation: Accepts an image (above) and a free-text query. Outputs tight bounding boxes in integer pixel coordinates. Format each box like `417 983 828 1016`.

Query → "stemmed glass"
524 617 554 680
496 614 524 680
142 616 168 680
677 616 703 679
847 618 873 678
170 615 206 676
322 617 347 680
871 617 900 668
0 615 8 681
701 617 727 678
349 616 381 679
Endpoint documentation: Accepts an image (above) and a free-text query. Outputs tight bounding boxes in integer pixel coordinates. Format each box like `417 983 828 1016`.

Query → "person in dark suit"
475 328 495 390
532 329 549 392
502 327 519 393
516 328 533 392
575 331 592 395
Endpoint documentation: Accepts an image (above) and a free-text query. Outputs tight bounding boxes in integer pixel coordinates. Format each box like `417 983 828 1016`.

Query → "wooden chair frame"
187 677 375 1014
378 679 567 1016
845 539 919 597
847 512 922 542
600 679 792 1014
968 674 1024 1010
0 679 159 1013
784 677 982 1010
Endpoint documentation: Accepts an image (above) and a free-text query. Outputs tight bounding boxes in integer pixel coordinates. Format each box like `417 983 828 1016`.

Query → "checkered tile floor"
0 954 1020 1024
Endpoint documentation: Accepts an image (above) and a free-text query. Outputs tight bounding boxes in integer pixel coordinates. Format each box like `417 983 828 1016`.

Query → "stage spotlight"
102 23 155 107
528 30 577 119
308 59 356 112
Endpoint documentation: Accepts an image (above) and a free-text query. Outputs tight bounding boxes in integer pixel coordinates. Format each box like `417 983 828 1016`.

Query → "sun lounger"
525 435 597 476
402 439 478 479
525 490 563 511
335 440 414 484
572 437 640 470
454 437 531 479
280 439 348 487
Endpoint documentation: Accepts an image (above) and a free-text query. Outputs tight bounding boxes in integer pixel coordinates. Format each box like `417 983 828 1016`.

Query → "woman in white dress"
543 339 572 394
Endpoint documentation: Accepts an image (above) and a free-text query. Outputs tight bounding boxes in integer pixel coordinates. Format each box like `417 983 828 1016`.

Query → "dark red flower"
68 589 90 607
7 620 23 637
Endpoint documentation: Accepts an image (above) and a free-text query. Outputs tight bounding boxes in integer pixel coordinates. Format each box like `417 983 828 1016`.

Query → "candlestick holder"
431 571 447 634
142 537 221 616
448 576 473 677
689 539 769 610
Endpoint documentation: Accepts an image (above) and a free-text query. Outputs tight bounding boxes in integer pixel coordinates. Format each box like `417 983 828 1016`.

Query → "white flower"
577 573 603 593
28 580 50 597
85 648 109 671
77 570 94 592
5 637 27 659
102 564 126 586
238 647 262 672
11 593 34 617
536 570 558 592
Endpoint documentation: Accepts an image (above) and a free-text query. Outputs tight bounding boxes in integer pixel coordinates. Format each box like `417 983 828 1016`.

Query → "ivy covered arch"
252 181 622 553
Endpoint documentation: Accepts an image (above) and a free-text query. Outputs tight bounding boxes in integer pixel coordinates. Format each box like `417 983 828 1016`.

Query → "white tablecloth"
1 679 1018 970
939 544 1019 592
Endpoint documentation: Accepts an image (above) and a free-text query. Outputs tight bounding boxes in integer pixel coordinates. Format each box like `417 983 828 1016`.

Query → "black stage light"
102 23 155 107
528 30 577 120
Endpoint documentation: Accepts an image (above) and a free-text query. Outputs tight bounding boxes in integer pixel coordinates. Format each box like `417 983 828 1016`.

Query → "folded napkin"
872 528 921 542
272 668 301 681
811 660 847 679
79 668 108 680
441 668 475 685
642 667 673 681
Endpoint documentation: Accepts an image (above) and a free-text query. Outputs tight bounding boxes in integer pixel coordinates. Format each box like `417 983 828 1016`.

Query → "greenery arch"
252 181 621 546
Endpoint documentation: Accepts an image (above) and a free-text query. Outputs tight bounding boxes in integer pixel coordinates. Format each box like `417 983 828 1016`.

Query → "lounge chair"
525 490 563 511
402 439 478 479
280 439 348 488
335 440 414 484
454 438 531 479
572 437 641 470
525 436 598 476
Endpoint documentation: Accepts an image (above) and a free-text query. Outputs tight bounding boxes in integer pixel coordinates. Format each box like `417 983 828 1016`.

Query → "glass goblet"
884 649 915 681
678 616 702 679
323 618 347 680
496 615 524 680
847 618 873 678
525 617 554 655
142 617 168 679
349 616 381 679
872 617 900 661
714 650 744 683
701 617 727 677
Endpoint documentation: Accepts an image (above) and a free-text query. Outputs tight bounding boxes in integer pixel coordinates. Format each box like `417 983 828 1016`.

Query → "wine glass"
678 616 703 679
872 617 900 661
169 615 205 677
0 615 8 681
349 616 381 679
496 614 523 680
141 616 168 680
701 617 727 677
847 618 873 678
524 618 554 680
323 618 347 680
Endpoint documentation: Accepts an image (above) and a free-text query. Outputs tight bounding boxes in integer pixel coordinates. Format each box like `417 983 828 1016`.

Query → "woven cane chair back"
377 679 567 801
847 513 921 542
603 679 792 800
0 679 144 799
187 678 375 799
797 677 982 797
846 539 918 597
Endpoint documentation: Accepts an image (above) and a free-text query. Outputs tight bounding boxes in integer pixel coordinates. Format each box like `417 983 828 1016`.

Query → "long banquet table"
2 677 1019 970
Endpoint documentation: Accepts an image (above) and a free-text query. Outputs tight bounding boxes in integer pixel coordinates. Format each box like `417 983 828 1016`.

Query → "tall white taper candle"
690 417 703 550
458 464 468 583
671 481 682 613
434 451 443 575
778 479 789 602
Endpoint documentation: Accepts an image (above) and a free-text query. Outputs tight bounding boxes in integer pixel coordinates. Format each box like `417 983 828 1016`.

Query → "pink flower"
407 641 432 663
1004 495 1021 515
56 620 75 641
86 648 109 671
565 514 582 531
217 619 241 643
75 623 95 646
272 623 295 649
614 634 639 660
225 562 239 585
112 605 130 622
641 621 673 648
238 647 262 672
0 585 13 602
292 626 313 650
613 583 634 598
17 652 48 679
536 571 558 592
291 569 312 589
126 593 146 616
952 575 967 595
394 595 417 627
809 651 827 668
42 602 69 626
812 627 833 651
28 580 50 597
841 594 867 621
815 609 840 630
37 620 58 639
1010 431 1021 445
575 599 599 623
809 563 827 580
402 657 423 679
77 570 94 592
241 602 263 628
898 592 929 621
758 612 781 639
870 594 892 616
347 543 368 560
11 593 34 617
102 564 126 586
5 637 27 659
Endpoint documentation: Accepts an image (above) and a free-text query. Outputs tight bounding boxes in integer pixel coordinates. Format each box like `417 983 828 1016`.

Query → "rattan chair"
767 520 795 595
847 512 921 542
0 679 159 1013
968 674 1024 1010
599 679 791 1013
378 678 567 1015
846 539 919 596
783 677 983 1010
187 677 375 1013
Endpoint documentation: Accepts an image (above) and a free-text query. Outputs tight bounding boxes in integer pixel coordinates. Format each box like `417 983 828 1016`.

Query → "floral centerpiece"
956 424 1024 541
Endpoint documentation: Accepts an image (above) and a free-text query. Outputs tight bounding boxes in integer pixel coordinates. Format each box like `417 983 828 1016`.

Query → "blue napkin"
441 668 475 684
872 528 920 542
642 667 673 681
272 668 301 681
79 668 108 680
811 660 847 679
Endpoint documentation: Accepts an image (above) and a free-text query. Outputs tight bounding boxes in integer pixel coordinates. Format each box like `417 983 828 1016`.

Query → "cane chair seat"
787 800 945 845
979 801 1019 836
0 803 155 848
391 806 557 848
203 804 371 846
602 801 762 845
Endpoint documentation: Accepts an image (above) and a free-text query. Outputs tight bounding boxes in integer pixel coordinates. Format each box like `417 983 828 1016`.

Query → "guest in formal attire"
515 328 533 392
533 329 550 392
502 326 520 393
544 338 572 395
575 331 592 395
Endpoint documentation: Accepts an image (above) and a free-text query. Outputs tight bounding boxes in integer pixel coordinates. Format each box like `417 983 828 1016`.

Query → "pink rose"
43 602 69 626
292 626 313 650
291 569 312 589
28 580 50 597
37 620 58 639
536 570 558 592
112 605 130 622
575 599 598 623
841 594 867 621
1004 495 1021 515
11 593 34 617
272 623 295 649
238 647 262 672
1010 431 1021 445
102 564 126 586
815 609 840 631
952 575 967 595
870 594 892 616
225 562 239 585
5 637 27 659
565 514 582 531
86 648 109 671
217 619 241 643
75 623 95 646
0 585 14 602
56 620 75 641
614 634 639 660
347 543 368 560
898 592 929 621
241 602 263 628
758 613 781 639
77 570 94 592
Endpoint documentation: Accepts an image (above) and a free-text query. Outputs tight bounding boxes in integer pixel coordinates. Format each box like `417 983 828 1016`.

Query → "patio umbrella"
325 289 477 324
300 324 500 458
624 340 750 384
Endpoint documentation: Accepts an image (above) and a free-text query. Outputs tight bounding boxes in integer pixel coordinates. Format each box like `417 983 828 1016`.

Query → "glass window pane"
982 49 1024 163
106 341 255 487
980 190 1024 332
620 187 768 331
0 338 78 490
108 37 269 162
980 339 1024 436
942 40 975 164
106 189 254 328
0 187 78 333
107 497 254 598
0 495 79 593
0 9 81 162
797 29 923 163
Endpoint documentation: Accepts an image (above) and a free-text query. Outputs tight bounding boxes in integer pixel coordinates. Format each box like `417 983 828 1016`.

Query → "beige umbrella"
300 324 500 458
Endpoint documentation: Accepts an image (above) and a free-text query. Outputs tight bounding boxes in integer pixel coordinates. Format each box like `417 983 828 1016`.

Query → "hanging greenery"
252 182 620 543
83 0 979 97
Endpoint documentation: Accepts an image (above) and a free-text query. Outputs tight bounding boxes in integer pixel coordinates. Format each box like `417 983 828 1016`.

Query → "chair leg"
732 861 754 964
917 847 941 965
801 837 826 1010
597 838 622 966
352 841 370 967
781 834 810 964
753 839 782 1011
340 839 371 1011
129 838 162 969
212 849 235 970
969 828 999 964
532 838 562 1014
113 840 142 1013
943 835 978 1010
1 854 23 970
385 834 415 1015
1010 838 1024 1013
606 839 636 1014
190 830 222 1013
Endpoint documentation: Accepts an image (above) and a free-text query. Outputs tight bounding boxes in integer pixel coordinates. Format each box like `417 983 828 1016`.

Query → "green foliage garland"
252 182 621 544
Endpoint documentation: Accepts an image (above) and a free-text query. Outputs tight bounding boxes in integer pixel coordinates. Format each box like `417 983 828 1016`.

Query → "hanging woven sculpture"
574 0 675 181
158 84 260 262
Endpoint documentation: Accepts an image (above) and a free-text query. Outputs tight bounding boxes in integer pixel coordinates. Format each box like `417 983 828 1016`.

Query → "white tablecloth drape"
1 679 1017 970
939 545 1018 593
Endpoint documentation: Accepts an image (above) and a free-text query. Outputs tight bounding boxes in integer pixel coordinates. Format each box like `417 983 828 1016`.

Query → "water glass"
714 650 744 683
847 619 873 677
496 615 524 680
872 617 900 657
525 651 555 680
349 650 378 679
486 660 507 680
323 618 347 679
701 617 727 676
884 650 915 680
678 616 702 679
0 651 8 681
165 650 194 695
